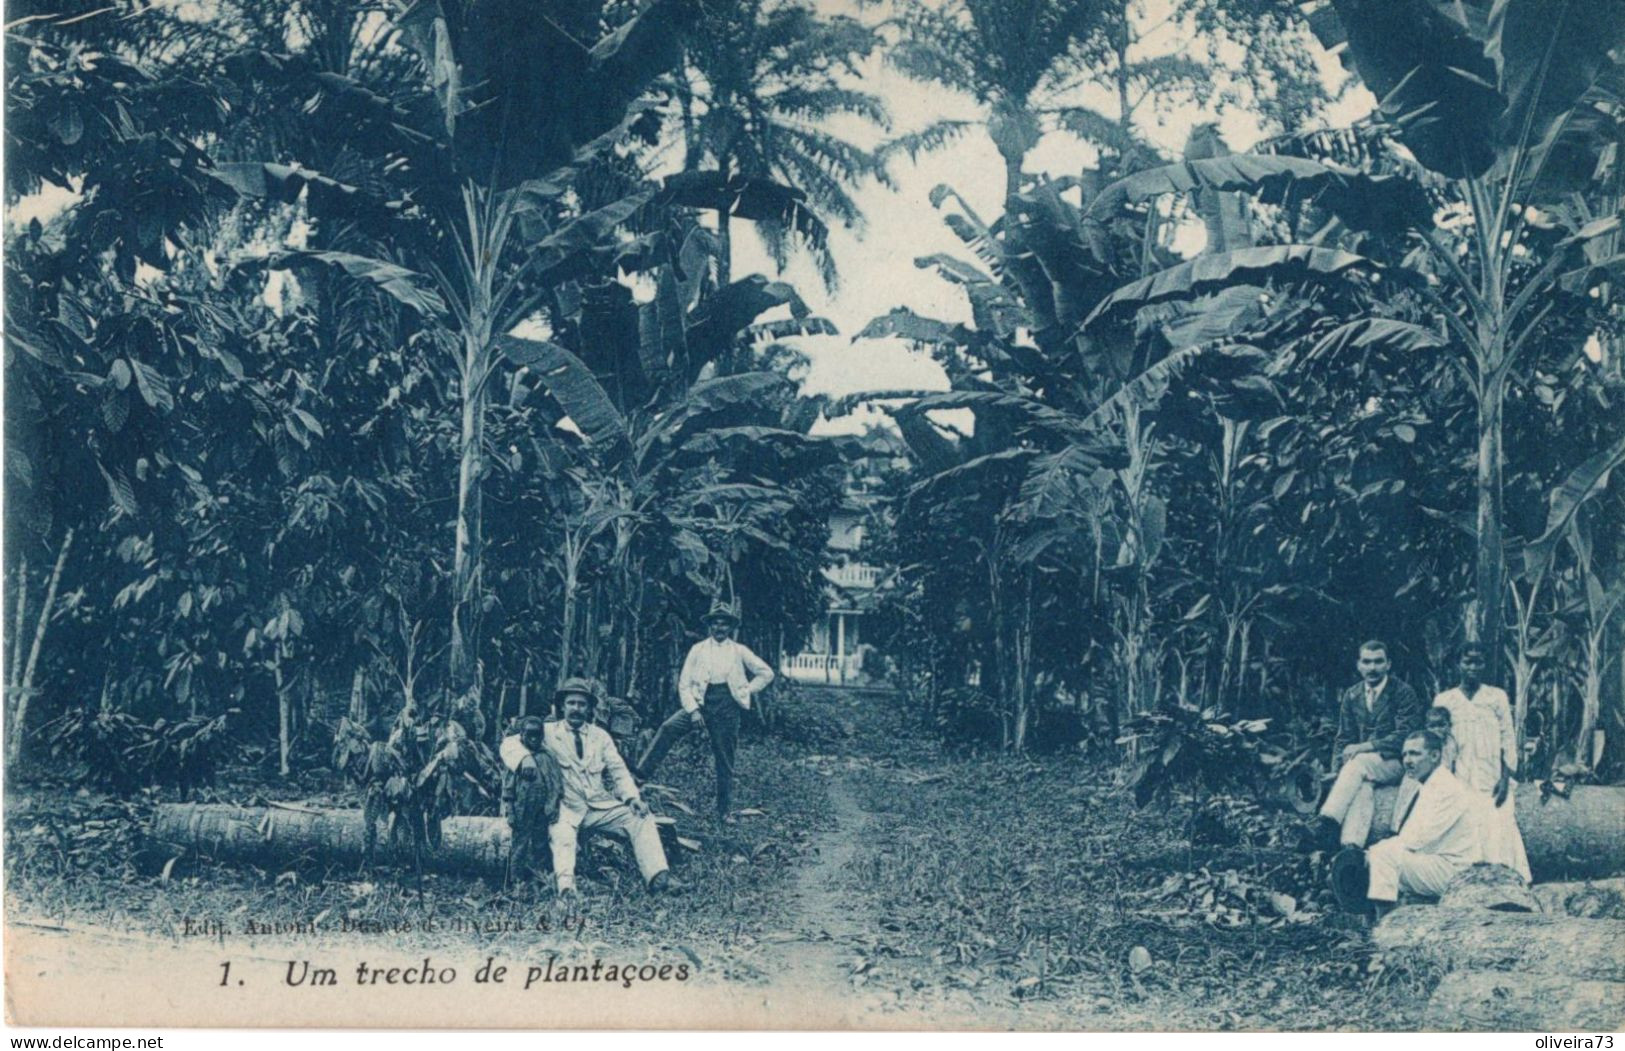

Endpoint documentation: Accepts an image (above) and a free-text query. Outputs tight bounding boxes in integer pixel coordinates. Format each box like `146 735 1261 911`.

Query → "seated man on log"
1309 639 1423 849
1366 729 1482 919
499 716 563 890
543 678 686 901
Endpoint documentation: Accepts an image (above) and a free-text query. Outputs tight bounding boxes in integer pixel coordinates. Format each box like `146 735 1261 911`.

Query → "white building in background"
780 494 889 686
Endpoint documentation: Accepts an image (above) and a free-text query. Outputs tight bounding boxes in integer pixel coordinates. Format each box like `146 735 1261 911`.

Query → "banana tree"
1522 427 1625 760
853 163 1346 740
497 246 841 695
1080 0 1625 678
219 0 828 705
1561 522 1625 769
214 0 702 705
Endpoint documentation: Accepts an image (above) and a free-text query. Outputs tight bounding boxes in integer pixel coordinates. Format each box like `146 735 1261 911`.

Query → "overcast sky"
724 0 1376 435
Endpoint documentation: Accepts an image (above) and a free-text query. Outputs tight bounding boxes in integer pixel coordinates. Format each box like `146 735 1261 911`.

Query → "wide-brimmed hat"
552 677 600 708
702 600 740 627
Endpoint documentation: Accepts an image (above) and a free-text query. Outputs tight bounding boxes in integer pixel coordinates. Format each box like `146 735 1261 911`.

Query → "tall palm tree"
676 0 891 286
884 0 1333 204
884 0 1120 204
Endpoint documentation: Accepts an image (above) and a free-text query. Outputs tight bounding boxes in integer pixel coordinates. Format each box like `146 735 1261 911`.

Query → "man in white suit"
1366 729 1482 918
523 678 683 898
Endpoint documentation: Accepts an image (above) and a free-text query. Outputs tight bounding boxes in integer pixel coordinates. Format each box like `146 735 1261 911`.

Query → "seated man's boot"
648 871 688 896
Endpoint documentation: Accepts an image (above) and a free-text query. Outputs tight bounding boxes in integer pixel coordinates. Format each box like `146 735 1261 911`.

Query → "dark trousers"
637 684 740 816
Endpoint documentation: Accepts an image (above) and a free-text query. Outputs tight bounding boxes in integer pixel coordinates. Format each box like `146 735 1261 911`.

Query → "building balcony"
779 652 865 684
823 562 882 589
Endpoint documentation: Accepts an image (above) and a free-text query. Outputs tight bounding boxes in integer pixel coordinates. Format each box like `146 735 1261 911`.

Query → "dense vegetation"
5 0 1623 802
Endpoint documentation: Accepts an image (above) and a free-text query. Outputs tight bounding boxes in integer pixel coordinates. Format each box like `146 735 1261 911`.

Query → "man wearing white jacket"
634 601 774 824
1366 729 1482 918
502 679 682 898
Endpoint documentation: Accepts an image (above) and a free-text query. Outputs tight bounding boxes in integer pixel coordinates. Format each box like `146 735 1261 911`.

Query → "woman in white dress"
1432 642 1531 882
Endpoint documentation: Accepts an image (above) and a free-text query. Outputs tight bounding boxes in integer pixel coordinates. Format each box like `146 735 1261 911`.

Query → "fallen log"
1532 878 1625 919
1373 907 1625 980
1424 972 1624 1031
1370 783 1625 880
1437 864 1537 912
149 803 686 879
151 803 511 877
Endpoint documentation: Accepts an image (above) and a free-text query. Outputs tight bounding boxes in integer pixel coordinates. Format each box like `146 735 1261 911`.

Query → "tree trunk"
150 803 686 878
1473 375 1506 687
1579 629 1604 768
448 340 487 704
349 666 366 724
1369 783 1625 880
1012 572 1033 752
717 214 732 287
10 531 73 767
1002 150 1023 209
1424 971 1623 1030
274 647 291 778
152 803 511 877
1373 907 1625 979
1437 863 1538 911
9 555 26 694
559 568 579 686
1531 878 1625 919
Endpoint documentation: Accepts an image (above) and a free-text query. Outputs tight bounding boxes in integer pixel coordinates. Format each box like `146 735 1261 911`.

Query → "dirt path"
748 776 885 1013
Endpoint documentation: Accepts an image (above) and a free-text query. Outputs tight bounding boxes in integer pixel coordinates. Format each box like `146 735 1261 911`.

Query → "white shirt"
679 637 774 712
1365 677 1387 713
1433 685 1516 793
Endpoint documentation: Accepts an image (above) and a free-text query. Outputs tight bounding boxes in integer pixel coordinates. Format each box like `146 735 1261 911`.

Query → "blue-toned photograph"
4 0 1623 1033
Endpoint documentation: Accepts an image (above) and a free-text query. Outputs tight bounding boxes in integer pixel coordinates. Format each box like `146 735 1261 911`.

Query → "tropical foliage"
4 0 1622 802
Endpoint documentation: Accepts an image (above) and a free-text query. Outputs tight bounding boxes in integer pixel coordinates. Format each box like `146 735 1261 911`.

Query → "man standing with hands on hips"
634 600 774 825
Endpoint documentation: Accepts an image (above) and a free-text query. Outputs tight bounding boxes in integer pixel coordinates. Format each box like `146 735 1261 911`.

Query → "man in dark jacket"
1314 640 1424 848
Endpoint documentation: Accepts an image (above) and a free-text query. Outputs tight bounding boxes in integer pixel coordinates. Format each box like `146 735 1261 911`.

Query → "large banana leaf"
903 448 1035 507
637 372 796 460
857 308 978 348
1081 246 1377 330
1311 0 1625 183
895 390 1100 446
1084 154 1432 237
659 171 809 221
1007 180 1113 330
686 276 811 359
1485 0 1625 162
1016 446 1115 520
393 0 695 189
496 336 628 451
676 427 840 472
893 411 962 476
520 189 658 286
210 162 403 234
1308 0 1502 179
257 250 445 318
637 269 687 379
1296 318 1447 365
682 371 795 416
1525 428 1625 573
1138 286 1267 351
911 255 1029 337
